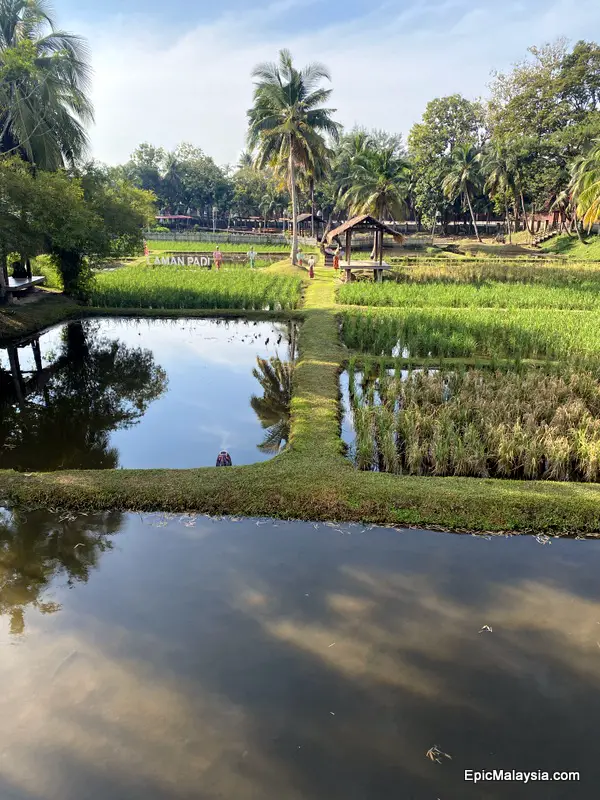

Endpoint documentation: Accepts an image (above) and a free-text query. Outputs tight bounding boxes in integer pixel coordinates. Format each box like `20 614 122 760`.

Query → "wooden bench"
342 260 391 283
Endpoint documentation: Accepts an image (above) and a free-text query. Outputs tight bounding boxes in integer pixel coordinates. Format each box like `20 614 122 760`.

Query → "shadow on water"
0 318 297 470
0 509 599 798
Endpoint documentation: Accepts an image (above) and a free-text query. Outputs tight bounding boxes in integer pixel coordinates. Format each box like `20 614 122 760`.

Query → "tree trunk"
520 191 533 234
465 190 481 242
289 148 299 265
0 250 9 305
310 178 315 239
505 202 512 244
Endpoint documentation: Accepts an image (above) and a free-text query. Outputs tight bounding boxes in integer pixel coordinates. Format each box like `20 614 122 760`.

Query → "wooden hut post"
345 229 351 265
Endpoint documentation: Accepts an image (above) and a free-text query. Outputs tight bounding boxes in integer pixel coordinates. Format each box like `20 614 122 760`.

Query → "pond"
0 317 297 471
0 508 598 798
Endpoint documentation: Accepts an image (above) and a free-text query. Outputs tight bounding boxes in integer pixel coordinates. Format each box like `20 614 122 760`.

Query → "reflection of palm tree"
0 507 121 635
251 356 293 452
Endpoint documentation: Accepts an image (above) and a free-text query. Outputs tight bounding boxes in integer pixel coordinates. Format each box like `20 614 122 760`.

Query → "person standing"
213 246 223 271
308 254 315 279
247 247 257 269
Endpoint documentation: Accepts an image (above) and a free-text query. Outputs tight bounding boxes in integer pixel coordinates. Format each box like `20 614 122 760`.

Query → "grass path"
2 261 600 534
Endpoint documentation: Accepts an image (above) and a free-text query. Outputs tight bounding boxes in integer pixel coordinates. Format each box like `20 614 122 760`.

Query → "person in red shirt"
212 247 223 271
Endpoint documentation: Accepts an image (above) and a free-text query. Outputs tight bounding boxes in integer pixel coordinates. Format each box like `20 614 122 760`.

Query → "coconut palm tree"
442 143 482 242
247 49 340 265
340 138 410 256
341 141 410 222
570 139 600 231
250 356 293 453
0 0 93 169
481 143 516 242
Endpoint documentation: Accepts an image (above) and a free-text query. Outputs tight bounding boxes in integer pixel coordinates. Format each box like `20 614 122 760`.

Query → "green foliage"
488 40 600 210
338 280 600 311
247 48 340 262
0 0 93 169
338 132 410 221
339 306 600 368
408 94 484 225
88 263 302 310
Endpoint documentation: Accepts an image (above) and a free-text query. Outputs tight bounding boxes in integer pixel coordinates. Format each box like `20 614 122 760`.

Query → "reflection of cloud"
96 319 289 372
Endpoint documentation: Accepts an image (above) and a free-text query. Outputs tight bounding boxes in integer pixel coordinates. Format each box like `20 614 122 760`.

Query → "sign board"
147 254 211 268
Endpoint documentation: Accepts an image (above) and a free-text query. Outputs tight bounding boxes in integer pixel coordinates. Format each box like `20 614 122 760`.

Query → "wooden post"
379 229 383 266
31 338 43 373
7 346 25 405
345 229 351 265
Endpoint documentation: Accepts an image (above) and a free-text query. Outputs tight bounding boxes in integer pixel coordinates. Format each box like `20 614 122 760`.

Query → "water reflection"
251 357 293 452
0 512 599 799
0 317 298 470
0 507 121 636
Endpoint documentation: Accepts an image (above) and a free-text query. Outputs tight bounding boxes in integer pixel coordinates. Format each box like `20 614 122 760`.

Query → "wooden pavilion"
325 214 403 282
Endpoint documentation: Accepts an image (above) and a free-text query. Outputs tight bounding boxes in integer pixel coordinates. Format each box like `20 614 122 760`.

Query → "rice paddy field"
339 307 600 368
339 255 600 483
343 362 600 481
89 262 302 310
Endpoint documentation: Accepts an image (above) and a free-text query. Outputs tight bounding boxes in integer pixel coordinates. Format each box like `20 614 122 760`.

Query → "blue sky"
54 0 600 166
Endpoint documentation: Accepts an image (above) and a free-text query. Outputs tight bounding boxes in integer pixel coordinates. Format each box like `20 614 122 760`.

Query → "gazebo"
325 214 403 282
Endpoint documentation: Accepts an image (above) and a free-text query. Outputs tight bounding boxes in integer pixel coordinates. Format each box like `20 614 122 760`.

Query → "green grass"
3 259 600 534
88 262 303 311
339 306 600 368
541 234 600 260
338 281 600 310
0 292 79 342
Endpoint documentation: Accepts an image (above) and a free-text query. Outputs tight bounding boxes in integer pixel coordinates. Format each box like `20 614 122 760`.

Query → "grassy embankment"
2 256 600 533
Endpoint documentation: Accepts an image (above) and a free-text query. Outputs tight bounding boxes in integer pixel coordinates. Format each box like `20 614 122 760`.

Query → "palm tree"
340 138 410 256
570 140 600 232
341 142 410 221
237 150 254 169
442 143 482 242
247 49 340 265
0 0 93 169
482 144 516 242
250 356 293 453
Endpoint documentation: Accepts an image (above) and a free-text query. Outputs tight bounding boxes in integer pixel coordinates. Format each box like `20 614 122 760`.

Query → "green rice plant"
354 406 375 470
374 407 400 474
88 263 302 311
339 307 600 370
337 280 600 311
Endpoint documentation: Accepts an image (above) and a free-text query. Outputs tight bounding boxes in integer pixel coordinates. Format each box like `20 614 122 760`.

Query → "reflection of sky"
3 512 600 799
1 318 295 469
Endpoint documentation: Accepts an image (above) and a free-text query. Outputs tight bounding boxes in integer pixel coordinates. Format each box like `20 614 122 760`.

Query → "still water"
0 317 296 470
0 508 598 799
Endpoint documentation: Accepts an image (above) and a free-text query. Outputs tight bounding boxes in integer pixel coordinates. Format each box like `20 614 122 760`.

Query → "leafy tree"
247 48 340 264
442 144 483 241
0 0 93 168
408 94 484 231
487 40 600 214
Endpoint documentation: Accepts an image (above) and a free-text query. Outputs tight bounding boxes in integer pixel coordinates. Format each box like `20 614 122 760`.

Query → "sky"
55 0 600 167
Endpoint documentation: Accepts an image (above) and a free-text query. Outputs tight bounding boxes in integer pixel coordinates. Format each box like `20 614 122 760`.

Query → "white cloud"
71 0 600 165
